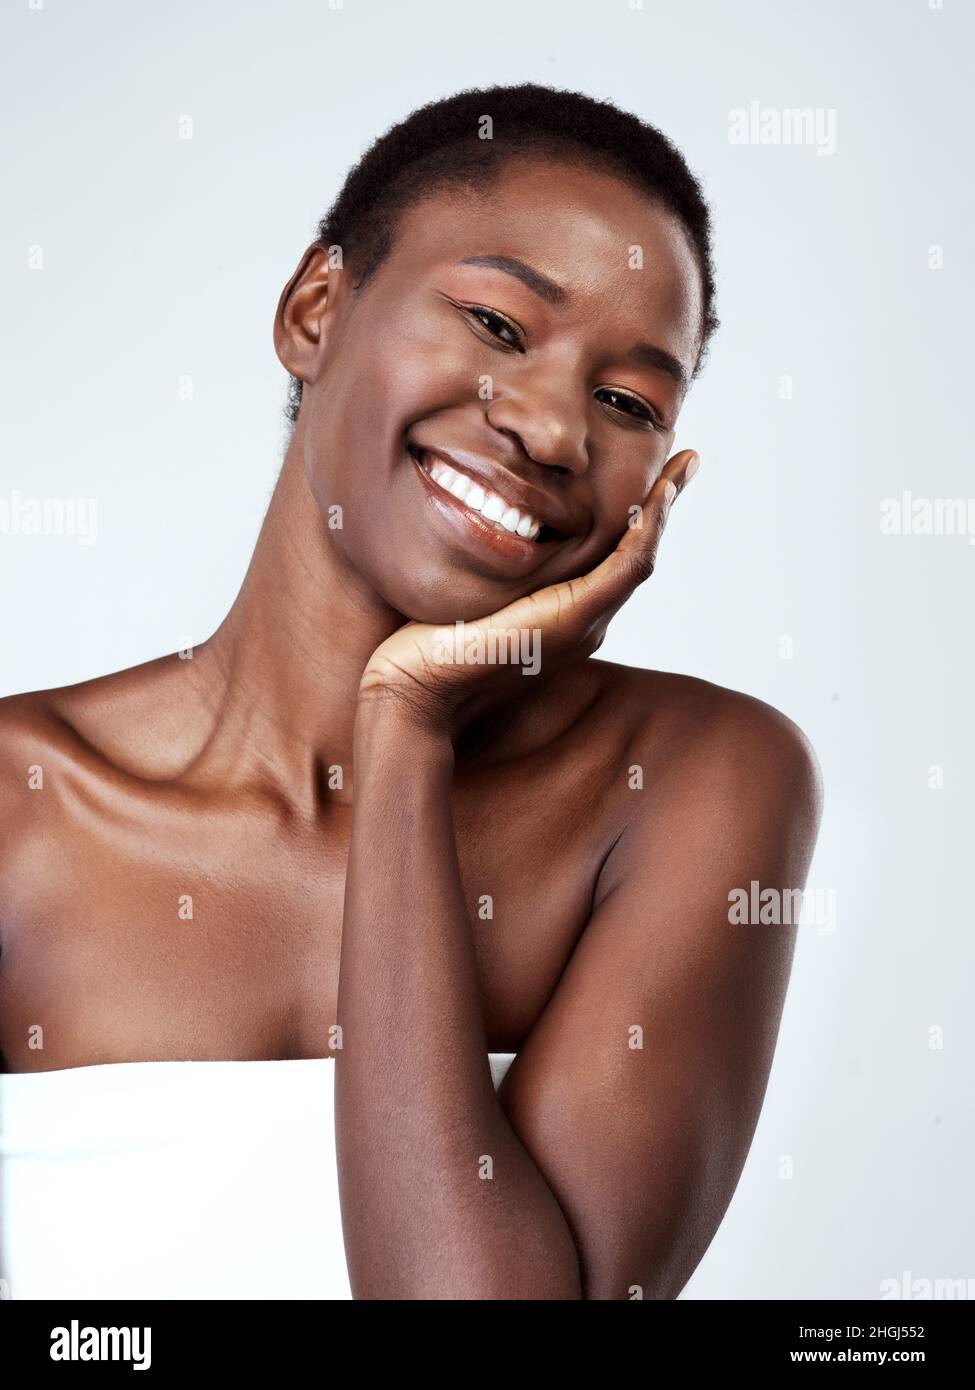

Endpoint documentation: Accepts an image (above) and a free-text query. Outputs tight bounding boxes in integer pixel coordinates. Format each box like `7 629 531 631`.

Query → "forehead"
383 156 703 360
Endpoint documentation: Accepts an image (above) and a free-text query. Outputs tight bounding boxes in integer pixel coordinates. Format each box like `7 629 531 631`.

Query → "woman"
0 83 822 1300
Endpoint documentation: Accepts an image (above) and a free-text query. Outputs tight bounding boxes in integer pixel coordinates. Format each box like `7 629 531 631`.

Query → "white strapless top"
0 1054 517 1300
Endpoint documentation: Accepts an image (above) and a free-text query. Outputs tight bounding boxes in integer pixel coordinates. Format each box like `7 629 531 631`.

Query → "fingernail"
683 454 700 484
663 479 677 503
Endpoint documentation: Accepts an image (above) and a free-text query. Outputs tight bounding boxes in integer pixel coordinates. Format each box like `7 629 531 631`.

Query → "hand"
359 449 700 737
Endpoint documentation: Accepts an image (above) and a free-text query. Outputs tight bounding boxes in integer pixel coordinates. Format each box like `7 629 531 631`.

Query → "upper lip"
409 443 587 538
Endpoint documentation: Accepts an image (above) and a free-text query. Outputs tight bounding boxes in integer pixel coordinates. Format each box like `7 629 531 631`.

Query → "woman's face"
293 156 703 622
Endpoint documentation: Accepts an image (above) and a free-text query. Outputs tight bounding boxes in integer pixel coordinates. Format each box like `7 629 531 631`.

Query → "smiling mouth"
409 447 565 544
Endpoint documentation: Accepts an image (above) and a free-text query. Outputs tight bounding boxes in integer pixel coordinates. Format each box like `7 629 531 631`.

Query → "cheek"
597 439 671 532
360 290 499 423
320 312 476 472
300 338 405 501
301 308 478 547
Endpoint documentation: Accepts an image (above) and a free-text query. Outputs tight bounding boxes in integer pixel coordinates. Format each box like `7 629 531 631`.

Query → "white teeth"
420 453 547 540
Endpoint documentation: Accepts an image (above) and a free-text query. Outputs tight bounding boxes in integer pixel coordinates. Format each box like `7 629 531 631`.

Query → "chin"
376 567 519 627
389 590 507 628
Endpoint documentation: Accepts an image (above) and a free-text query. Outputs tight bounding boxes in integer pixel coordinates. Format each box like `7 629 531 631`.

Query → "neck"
194 418 404 805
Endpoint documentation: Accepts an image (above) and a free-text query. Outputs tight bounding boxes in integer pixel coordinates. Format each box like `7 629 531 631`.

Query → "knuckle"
626 548 657 585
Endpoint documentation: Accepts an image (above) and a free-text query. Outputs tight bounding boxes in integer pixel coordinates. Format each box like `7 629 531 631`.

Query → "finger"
475 449 699 643
563 448 700 617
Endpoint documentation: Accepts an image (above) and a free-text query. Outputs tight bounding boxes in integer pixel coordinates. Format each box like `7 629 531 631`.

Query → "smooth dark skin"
0 156 822 1299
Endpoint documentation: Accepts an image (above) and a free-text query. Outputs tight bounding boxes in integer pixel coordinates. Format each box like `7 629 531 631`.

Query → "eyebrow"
629 342 689 392
458 253 689 392
458 254 567 308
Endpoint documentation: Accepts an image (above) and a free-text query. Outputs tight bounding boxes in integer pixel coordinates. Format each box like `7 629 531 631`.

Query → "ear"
273 244 334 389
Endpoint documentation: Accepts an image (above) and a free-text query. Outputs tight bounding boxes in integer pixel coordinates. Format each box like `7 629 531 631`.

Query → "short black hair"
285 82 718 425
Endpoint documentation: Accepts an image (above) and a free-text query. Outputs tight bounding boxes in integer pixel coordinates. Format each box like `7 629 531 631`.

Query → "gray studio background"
1 0 972 1299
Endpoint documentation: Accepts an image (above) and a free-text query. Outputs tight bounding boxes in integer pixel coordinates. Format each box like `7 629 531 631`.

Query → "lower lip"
410 450 561 575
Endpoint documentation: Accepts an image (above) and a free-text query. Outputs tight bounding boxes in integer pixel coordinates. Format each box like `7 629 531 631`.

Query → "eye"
461 304 526 353
595 387 661 429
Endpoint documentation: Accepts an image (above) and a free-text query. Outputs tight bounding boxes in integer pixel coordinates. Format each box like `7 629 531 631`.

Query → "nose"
484 371 590 477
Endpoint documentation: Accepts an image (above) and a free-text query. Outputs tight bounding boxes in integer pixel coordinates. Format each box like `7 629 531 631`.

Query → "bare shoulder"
0 652 213 878
0 685 83 923
0 683 83 806
588 658 823 828
0 650 213 792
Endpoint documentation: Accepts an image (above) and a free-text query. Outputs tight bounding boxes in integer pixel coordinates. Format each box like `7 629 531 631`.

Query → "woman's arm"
335 677 821 1300
334 695 582 1299
333 448 696 1300
333 450 823 1299
495 692 823 1298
